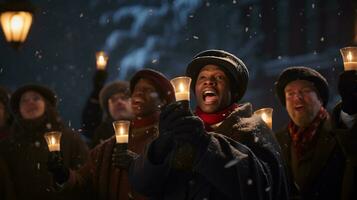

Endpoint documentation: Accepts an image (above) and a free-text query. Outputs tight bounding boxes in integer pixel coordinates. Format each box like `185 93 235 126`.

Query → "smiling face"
19 91 46 120
195 65 232 113
131 78 165 118
284 80 323 128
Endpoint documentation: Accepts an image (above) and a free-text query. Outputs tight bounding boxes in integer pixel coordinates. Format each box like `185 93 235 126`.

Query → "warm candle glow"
44 131 62 152
112 120 130 144
340 47 357 71
0 11 33 43
96 51 108 70
254 108 273 129
170 76 191 101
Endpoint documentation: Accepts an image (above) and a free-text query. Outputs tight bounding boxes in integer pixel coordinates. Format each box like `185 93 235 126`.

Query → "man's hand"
112 144 138 169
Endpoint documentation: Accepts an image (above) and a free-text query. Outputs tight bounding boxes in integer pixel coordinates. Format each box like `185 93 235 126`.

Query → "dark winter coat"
129 103 288 200
0 120 89 200
66 120 158 200
275 117 346 200
91 118 114 148
0 156 15 200
331 102 357 200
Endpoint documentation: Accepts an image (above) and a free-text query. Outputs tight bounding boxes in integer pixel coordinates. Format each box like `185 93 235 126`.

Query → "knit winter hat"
186 49 249 103
275 66 329 107
10 84 57 114
99 81 130 115
130 69 175 104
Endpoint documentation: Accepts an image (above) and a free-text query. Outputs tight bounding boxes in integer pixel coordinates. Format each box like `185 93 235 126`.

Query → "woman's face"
19 91 46 120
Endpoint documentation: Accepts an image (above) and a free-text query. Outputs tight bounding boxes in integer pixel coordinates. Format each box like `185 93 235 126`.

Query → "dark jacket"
66 118 158 200
0 156 15 200
275 117 345 200
129 103 288 200
0 120 89 200
91 119 114 148
331 102 357 200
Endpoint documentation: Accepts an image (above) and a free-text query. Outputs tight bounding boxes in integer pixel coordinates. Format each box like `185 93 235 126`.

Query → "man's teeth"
204 90 216 96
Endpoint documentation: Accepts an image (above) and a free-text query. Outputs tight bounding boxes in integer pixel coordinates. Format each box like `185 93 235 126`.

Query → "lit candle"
112 120 130 144
44 131 62 152
96 51 108 70
170 76 191 101
254 108 273 129
340 47 357 71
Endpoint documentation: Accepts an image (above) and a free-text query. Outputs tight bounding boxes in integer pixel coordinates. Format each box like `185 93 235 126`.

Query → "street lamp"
0 0 35 49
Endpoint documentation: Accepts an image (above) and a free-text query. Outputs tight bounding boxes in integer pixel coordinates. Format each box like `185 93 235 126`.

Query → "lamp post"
0 0 35 49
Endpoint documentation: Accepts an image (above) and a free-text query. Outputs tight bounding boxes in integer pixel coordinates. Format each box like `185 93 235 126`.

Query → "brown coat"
0 156 15 200
67 121 158 200
275 118 345 200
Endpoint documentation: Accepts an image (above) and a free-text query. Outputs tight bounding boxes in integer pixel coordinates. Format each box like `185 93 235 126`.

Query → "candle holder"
340 47 357 71
44 131 62 152
112 120 130 149
96 51 108 70
254 108 273 129
170 76 191 110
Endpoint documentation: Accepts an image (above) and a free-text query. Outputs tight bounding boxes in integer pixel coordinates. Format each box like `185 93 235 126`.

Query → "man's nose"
203 77 217 85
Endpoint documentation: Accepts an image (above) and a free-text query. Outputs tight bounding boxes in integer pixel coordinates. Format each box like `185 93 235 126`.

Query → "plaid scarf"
288 107 329 160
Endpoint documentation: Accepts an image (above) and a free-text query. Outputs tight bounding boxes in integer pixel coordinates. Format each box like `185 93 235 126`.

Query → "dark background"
0 0 356 132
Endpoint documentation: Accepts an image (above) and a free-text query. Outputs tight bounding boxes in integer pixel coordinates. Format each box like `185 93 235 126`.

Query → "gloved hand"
338 71 357 115
47 151 69 185
93 70 108 90
112 144 138 169
149 101 192 163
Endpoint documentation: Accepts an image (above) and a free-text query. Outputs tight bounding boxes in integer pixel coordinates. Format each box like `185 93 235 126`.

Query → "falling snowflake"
320 37 325 42
37 163 41 170
247 179 253 185
193 35 199 40
205 2 210 7
311 3 315 9
232 0 237 4
277 56 282 60
245 27 249 32
79 13 84 18
225 159 239 168
254 136 259 143
265 186 271 192
152 59 158 64
189 14 194 18
46 123 52 129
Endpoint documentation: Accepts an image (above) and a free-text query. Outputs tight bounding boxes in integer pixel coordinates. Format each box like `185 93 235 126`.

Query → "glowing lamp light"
170 76 191 101
96 51 108 70
340 47 357 71
112 120 130 144
254 108 273 129
44 131 62 152
0 1 35 49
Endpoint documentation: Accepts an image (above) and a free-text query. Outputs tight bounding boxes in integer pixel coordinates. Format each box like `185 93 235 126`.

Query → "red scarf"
288 107 329 160
131 111 160 128
195 103 239 131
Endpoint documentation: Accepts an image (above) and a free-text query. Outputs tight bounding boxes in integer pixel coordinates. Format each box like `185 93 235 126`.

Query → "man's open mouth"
202 89 218 103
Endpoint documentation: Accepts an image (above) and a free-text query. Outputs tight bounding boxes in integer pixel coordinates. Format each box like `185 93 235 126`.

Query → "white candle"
112 120 130 144
254 108 273 129
171 77 191 101
44 131 62 152
340 47 357 71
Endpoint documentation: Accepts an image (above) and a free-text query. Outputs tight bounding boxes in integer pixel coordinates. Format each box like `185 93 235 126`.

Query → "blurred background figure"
81 69 108 144
331 70 357 200
0 86 12 140
275 66 345 200
0 84 89 200
91 80 133 148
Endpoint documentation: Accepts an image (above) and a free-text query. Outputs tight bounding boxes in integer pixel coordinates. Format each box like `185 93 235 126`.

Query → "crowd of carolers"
0 49 356 200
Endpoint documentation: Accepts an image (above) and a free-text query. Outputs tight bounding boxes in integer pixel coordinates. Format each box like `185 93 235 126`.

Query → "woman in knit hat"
0 84 89 200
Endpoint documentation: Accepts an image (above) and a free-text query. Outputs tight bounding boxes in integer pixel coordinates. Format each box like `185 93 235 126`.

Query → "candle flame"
347 51 353 62
261 112 268 122
51 137 56 145
179 83 185 92
119 127 124 135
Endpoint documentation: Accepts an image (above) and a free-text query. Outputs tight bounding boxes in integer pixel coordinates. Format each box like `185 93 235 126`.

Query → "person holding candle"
0 84 89 200
0 86 12 140
275 66 346 200
46 69 175 200
331 70 357 200
91 81 133 148
81 65 109 144
129 49 288 200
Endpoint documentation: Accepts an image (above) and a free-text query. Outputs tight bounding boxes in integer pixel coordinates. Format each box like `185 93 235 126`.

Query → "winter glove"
93 70 108 90
338 71 357 115
112 143 138 169
47 151 69 185
149 101 192 164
